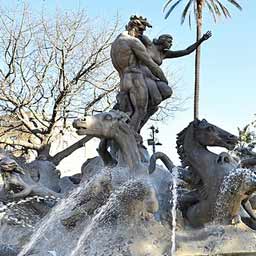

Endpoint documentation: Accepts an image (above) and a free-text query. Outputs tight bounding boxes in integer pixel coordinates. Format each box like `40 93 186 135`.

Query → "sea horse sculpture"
0 152 61 201
175 119 256 227
73 110 143 175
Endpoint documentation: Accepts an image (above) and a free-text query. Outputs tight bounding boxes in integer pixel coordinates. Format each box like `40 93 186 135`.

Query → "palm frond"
164 0 183 19
209 0 222 16
188 11 192 28
193 0 198 20
163 0 177 12
216 0 231 18
164 0 242 23
181 0 193 24
205 0 217 22
227 0 242 10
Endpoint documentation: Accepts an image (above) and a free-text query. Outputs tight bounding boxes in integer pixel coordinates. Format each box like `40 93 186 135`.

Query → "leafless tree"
0 6 119 164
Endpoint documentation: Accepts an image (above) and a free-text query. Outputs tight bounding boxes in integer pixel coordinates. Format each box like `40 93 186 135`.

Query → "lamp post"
147 125 162 154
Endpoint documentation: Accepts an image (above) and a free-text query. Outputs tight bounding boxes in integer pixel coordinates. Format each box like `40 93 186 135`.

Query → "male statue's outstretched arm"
164 31 212 59
132 39 168 83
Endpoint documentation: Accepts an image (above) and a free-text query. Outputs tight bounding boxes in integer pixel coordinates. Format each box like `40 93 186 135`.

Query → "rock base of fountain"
2 216 256 255
175 223 256 256
1 163 256 256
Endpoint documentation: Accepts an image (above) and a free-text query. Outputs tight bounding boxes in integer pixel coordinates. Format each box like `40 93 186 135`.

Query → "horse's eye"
207 126 215 132
104 114 112 121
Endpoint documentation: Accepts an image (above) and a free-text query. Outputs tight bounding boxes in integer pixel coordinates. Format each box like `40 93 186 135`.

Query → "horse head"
73 110 130 139
193 119 238 150
0 152 24 175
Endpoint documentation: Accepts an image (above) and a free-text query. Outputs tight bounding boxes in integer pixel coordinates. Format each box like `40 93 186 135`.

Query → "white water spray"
17 185 84 256
170 167 178 256
0 195 59 229
215 168 256 220
70 202 109 256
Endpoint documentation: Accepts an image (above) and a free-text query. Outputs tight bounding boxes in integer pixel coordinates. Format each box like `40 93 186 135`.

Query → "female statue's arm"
164 31 212 59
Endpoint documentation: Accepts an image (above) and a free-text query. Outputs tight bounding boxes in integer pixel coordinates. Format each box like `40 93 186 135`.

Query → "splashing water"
215 169 237 221
0 195 59 213
17 184 84 256
215 168 256 221
70 175 139 256
70 202 110 256
170 167 178 256
0 195 59 229
70 173 129 256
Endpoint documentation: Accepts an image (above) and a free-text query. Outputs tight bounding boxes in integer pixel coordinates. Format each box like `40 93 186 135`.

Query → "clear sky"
4 0 256 164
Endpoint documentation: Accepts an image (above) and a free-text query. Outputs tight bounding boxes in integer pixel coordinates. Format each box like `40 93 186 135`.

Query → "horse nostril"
228 135 237 140
73 120 79 128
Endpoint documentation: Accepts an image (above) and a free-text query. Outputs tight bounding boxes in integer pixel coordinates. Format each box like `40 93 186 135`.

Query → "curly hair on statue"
125 15 152 30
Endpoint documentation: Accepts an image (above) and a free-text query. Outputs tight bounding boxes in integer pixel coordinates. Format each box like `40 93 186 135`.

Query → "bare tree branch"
51 135 93 166
0 6 120 161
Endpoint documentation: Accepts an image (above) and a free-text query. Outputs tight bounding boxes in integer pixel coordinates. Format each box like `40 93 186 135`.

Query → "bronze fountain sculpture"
1 15 256 256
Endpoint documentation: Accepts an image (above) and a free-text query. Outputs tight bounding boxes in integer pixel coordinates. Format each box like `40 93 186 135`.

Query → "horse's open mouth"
73 119 87 129
225 141 236 150
73 119 90 135
76 128 88 135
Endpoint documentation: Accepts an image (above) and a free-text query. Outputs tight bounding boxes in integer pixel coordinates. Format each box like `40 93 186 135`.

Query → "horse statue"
73 110 147 175
176 119 256 227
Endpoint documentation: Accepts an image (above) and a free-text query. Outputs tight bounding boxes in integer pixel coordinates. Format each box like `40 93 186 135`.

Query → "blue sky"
5 0 256 164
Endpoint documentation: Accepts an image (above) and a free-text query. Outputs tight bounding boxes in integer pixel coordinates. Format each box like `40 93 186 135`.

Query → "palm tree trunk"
194 1 203 120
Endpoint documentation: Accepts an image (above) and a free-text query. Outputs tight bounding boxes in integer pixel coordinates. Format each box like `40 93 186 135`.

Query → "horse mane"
176 120 195 168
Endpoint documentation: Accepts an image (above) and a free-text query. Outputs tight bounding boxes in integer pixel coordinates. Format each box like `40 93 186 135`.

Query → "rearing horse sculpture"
177 119 256 227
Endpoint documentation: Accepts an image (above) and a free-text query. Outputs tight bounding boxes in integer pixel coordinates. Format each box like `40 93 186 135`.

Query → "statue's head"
192 119 238 150
153 34 173 49
73 110 130 139
125 15 152 37
0 152 20 173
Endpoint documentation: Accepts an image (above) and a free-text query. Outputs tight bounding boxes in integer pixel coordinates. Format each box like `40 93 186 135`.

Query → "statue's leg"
126 72 148 132
145 78 162 106
139 80 172 131
137 77 162 131
97 139 117 166
139 105 158 132
114 91 133 116
157 81 173 100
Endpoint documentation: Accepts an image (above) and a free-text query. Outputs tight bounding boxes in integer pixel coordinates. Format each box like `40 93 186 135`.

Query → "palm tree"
164 0 242 120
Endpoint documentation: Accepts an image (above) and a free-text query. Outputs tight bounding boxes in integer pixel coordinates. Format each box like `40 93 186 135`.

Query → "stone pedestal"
175 223 256 256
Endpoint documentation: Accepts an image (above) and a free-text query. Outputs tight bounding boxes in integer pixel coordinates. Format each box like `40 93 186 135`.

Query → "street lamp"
147 125 162 154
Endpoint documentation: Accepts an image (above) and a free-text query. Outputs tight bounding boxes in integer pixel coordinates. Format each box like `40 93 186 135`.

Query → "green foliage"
234 116 256 159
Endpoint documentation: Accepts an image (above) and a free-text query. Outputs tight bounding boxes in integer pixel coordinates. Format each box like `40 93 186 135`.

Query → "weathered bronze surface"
111 15 211 132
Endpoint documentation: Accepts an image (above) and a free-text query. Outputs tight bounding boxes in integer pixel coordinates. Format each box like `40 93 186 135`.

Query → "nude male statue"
111 15 168 132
